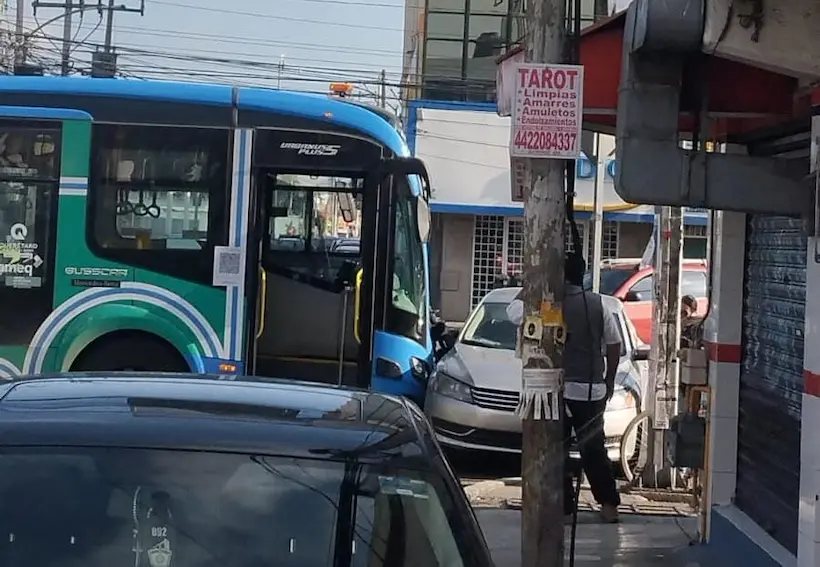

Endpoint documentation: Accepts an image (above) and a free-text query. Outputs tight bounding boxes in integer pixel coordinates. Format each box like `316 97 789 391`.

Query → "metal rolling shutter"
736 214 806 554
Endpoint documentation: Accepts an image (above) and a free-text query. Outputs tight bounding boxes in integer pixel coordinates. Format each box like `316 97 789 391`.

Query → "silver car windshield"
463 299 630 358
461 301 518 351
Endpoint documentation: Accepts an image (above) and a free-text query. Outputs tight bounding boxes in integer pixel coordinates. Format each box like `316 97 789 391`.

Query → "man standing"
507 253 622 523
680 294 704 349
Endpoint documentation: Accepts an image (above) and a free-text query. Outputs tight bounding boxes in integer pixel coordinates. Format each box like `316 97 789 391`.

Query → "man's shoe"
600 504 619 523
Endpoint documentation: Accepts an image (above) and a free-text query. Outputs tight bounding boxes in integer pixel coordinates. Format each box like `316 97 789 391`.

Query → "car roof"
0 373 431 462
600 259 708 271
481 286 624 312
481 286 522 303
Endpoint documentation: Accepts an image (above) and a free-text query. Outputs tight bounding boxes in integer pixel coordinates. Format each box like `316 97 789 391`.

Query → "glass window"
583 267 636 295
468 0 508 15
681 270 707 298
264 174 362 287
461 300 517 350
611 312 628 357
628 275 653 301
0 447 473 567
89 124 229 283
426 12 466 40
467 14 506 46
427 0 466 11
424 38 465 59
0 123 59 290
387 179 427 345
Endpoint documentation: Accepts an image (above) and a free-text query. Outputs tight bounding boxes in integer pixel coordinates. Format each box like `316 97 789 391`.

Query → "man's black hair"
682 294 698 311
565 253 586 286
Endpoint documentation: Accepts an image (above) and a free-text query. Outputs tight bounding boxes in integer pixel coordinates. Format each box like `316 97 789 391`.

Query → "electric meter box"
680 348 707 386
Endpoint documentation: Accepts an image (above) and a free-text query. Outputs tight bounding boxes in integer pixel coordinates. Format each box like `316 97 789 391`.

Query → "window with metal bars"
471 215 505 306
471 216 620 306
587 220 619 260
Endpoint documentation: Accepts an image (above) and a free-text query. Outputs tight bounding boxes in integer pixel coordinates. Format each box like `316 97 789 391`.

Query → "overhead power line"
23 23 501 90
151 0 423 11
11 13 418 61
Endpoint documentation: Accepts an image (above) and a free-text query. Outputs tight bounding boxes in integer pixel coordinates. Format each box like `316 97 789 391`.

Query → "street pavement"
452 451 712 565
475 507 703 567
462 478 706 566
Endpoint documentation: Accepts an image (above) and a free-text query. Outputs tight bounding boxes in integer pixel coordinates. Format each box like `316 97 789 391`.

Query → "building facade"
406 99 709 321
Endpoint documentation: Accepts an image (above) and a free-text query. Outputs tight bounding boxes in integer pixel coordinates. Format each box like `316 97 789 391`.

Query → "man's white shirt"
505 285 621 402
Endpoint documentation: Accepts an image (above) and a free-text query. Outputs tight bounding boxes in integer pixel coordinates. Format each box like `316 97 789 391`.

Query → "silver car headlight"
433 373 473 404
607 388 637 412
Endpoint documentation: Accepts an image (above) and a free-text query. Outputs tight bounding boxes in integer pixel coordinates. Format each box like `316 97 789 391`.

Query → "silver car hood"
440 342 641 395
440 343 521 391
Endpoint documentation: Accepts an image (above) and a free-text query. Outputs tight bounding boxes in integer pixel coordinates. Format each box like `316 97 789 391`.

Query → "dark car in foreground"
0 372 493 567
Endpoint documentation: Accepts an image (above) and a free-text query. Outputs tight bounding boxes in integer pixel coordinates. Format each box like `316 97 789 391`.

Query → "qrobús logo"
279 142 341 156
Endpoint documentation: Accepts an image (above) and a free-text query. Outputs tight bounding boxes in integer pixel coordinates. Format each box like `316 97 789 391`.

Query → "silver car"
425 287 648 461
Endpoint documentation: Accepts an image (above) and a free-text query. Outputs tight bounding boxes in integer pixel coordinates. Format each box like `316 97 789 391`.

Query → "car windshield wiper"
461 337 509 350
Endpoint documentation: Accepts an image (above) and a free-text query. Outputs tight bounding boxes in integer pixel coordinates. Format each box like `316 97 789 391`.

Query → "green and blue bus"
0 76 434 403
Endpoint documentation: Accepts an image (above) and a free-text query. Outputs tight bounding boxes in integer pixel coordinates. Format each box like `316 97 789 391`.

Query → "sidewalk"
475 508 704 567
465 480 708 566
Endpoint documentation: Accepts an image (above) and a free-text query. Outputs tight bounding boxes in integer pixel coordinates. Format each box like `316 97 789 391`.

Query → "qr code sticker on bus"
219 250 242 275
212 246 244 287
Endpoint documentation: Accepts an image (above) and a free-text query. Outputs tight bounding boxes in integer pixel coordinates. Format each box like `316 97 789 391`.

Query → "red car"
588 259 709 344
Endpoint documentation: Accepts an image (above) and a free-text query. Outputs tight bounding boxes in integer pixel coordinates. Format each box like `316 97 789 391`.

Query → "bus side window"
88 124 229 284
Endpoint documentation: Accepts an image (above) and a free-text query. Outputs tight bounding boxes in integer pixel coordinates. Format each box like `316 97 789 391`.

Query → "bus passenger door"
0 118 64 377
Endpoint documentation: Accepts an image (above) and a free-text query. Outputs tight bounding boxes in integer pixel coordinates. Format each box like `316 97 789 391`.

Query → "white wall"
413 107 644 212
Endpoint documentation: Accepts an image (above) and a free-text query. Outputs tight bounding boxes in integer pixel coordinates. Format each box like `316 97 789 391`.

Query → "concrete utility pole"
642 205 683 487
378 69 386 109
32 0 143 74
14 0 24 65
60 0 71 75
102 0 114 51
590 133 604 292
519 0 568 565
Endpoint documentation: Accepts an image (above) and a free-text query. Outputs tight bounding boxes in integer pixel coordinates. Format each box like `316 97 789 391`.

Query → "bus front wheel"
71 332 189 373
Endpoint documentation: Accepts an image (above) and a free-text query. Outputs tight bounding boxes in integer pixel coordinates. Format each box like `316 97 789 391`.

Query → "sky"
8 0 408 104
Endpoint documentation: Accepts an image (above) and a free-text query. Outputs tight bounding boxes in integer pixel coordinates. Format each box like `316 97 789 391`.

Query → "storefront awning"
497 12 800 137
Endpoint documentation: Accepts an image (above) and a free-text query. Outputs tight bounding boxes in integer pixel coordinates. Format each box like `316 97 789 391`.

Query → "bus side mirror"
417 197 431 243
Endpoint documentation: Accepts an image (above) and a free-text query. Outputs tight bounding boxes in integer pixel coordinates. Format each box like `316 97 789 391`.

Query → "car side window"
681 270 707 298
628 276 653 301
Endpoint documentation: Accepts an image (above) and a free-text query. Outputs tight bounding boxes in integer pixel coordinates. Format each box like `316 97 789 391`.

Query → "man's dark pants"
563 398 621 515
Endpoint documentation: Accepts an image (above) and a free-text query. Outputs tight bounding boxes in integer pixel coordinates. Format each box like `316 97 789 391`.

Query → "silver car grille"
472 386 520 412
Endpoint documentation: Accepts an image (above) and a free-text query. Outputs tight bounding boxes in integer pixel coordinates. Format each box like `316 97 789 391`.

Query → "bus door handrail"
353 268 363 344
256 267 268 340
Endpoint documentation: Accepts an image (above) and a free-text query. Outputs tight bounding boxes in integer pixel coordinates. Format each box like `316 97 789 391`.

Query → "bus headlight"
410 356 430 382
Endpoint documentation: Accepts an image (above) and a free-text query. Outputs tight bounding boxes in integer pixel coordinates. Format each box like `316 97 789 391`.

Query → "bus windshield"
386 177 427 345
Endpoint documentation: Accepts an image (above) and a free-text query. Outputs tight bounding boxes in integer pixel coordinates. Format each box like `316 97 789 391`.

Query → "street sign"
510 63 584 159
